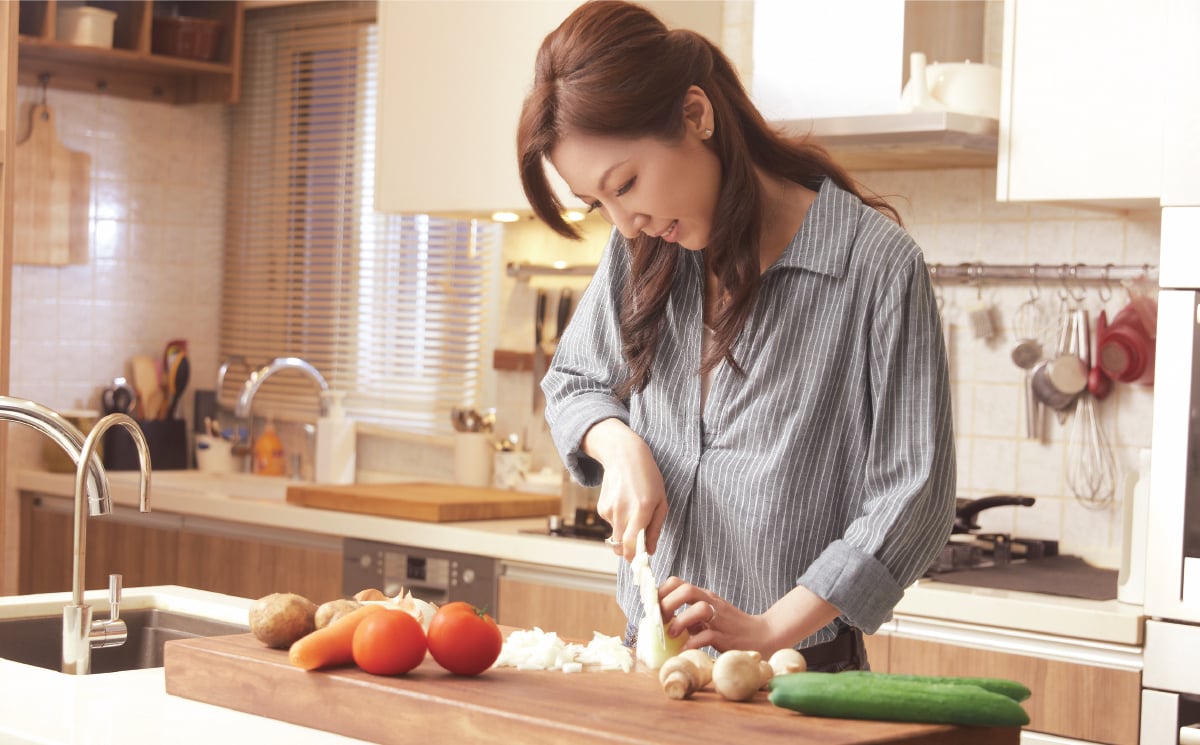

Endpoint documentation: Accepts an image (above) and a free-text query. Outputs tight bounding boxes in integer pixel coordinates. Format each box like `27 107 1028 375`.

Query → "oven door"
1146 288 1200 624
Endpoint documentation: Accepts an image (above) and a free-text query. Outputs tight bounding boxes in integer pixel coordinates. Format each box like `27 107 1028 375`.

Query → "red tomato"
426 601 503 676
351 609 427 675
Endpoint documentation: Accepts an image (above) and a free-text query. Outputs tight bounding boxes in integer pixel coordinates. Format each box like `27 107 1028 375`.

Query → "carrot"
289 603 384 671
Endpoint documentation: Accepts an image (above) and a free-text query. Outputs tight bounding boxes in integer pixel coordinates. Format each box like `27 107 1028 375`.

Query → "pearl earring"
703 128 713 139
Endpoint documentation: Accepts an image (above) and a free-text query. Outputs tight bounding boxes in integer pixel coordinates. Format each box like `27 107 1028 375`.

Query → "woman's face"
549 95 721 251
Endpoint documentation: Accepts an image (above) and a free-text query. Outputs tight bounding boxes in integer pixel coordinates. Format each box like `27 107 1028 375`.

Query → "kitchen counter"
14 469 1145 645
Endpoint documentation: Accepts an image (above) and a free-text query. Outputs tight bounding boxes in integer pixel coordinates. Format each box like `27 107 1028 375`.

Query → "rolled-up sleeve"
796 253 956 632
541 230 632 486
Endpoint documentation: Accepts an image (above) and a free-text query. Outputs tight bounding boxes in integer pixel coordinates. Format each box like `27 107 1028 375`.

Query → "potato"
249 592 318 649
314 598 363 629
353 588 387 602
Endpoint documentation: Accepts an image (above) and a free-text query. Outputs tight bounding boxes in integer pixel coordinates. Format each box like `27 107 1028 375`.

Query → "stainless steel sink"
0 608 248 673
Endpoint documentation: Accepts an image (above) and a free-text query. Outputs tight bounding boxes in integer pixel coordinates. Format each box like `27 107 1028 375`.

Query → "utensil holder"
103 419 189 471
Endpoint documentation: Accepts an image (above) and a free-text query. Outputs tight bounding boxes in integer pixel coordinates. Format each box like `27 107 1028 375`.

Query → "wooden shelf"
17 1 242 104
493 349 534 373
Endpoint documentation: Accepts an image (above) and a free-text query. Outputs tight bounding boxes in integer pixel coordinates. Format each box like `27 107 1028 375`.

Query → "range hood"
773 111 999 171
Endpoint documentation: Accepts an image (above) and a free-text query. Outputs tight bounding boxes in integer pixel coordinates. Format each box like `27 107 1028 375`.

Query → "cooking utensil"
129 355 161 420
1087 310 1113 399
552 288 573 351
1010 296 1045 440
1031 301 1087 419
14 103 90 265
1067 309 1117 510
165 352 190 419
532 289 547 412
101 377 137 415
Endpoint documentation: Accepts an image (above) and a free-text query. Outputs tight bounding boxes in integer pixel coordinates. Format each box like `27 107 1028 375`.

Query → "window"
222 1 500 435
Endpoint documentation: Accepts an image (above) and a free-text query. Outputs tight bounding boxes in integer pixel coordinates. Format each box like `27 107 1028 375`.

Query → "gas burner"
925 533 1059 575
545 509 611 542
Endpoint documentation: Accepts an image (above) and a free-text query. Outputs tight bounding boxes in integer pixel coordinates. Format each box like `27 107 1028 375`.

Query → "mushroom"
712 650 772 702
658 649 715 700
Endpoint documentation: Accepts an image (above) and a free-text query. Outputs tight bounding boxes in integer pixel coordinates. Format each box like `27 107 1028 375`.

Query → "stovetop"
925 532 1060 575
521 508 612 542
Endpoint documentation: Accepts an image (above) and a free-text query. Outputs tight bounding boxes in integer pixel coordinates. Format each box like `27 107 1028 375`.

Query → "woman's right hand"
582 418 668 560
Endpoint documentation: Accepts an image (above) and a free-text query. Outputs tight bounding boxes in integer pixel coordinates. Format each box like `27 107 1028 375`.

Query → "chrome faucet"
235 356 331 418
64 412 151 675
0 396 110 515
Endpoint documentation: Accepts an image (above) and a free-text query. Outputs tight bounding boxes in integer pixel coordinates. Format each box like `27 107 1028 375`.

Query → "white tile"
972 383 1021 438
1123 216 1161 265
979 221 1028 261
1109 383 1155 449
1074 218 1125 264
1060 498 1119 553
930 221 981 263
933 169 984 222
969 438 1018 493
1026 220 1076 264
1014 496 1063 541
1016 438 1067 497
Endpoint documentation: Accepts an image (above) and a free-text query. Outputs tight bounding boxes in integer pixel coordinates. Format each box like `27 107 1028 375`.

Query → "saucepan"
1030 305 1088 413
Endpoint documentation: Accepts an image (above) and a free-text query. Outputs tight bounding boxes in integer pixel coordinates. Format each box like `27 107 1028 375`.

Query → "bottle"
315 390 356 484
254 420 286 476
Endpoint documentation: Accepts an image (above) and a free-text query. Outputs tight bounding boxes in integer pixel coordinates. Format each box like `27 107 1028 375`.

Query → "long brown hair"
517 0 897 397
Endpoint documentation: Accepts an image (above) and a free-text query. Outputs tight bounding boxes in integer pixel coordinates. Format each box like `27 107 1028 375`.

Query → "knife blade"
532 289 547 412
632 529 666 650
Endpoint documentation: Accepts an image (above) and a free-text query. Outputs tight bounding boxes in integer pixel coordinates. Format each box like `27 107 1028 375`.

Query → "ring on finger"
604 536 623 547
708 604 717 623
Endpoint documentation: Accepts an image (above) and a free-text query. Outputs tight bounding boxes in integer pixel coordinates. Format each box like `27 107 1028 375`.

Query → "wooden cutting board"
285 482 561 522
164 633 1018 745
14 104 91 266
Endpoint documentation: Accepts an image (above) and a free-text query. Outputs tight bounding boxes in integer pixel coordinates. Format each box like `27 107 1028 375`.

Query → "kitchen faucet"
64 412 151 675
0 396 148 674
0 396 110 514
234 357 330 477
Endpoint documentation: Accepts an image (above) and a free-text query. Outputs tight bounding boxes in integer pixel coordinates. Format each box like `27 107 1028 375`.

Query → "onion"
493 628 633 672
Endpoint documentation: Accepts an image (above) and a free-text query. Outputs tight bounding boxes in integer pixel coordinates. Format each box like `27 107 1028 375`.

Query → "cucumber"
828 670 1031 702
767 672 1030 727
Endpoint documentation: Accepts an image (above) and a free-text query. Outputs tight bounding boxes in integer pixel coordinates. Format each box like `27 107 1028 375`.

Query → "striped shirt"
542 178 955 646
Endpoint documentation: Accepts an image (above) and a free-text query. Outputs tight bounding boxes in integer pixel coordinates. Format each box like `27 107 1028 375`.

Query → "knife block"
103 418 189 471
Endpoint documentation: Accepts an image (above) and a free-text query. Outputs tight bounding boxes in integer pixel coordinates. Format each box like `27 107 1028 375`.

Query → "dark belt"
800 626 864 671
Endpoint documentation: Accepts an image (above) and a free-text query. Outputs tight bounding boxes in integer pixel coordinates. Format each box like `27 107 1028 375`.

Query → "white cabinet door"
996 0 1166 208
1161 0 1200 207
375 1 731 216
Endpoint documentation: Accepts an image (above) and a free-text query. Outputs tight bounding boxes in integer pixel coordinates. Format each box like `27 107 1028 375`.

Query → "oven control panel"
343 538 498 610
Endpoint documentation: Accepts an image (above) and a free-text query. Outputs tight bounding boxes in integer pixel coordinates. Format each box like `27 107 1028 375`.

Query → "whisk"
1065 308 1118 510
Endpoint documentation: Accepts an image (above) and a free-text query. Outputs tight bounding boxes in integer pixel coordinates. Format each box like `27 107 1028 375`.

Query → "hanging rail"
509 260 1158 284
928 262 1156 286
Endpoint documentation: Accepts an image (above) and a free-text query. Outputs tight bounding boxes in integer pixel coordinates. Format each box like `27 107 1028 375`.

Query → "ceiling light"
491 211 520 223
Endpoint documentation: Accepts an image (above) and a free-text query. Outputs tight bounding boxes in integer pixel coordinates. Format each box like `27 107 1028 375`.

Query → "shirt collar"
770 177 860 278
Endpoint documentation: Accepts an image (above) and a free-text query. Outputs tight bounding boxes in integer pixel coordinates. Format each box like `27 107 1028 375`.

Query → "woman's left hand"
658 576 782 656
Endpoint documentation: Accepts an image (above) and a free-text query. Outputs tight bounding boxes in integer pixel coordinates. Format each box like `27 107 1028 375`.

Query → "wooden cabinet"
878 628 1141 745
498 563 626 640
996 0 1166 208
17 0 243 104
175 519 341 602
19 494 180 593
18 493 341 602
374 1 727 216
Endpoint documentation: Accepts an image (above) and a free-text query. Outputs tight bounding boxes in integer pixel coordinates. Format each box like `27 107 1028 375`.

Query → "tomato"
426 601 503 676
351 608 427 675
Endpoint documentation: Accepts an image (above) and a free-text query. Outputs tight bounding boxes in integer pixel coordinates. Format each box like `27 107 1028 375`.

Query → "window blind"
222 1 500 435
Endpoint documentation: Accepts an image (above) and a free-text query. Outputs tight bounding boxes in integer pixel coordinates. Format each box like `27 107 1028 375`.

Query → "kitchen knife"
632 528 666 650
532 289 547 412
551 287 573 352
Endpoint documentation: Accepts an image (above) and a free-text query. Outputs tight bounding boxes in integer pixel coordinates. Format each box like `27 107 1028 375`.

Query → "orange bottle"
253 421 286 475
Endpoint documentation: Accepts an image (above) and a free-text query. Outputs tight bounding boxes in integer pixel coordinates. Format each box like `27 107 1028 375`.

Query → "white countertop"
0 586 369 745
4 470 1148 744
15 468 1145 647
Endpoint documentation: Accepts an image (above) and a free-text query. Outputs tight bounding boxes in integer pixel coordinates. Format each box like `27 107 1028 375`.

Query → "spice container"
56 6 118 49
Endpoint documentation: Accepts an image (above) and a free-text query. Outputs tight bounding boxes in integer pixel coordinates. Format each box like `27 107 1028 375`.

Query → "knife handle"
535 289 547 345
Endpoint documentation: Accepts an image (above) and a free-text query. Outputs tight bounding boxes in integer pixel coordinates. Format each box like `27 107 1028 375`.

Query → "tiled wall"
7 86 228 463
496 168 1161 568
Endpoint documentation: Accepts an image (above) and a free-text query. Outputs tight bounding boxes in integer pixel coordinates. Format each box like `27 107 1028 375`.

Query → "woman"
517 0 954 671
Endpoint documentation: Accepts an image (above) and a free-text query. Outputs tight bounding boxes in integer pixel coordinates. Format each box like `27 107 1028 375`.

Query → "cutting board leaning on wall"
14 103 90 265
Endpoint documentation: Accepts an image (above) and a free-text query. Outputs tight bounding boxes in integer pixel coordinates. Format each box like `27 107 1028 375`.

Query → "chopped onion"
493 627 633 672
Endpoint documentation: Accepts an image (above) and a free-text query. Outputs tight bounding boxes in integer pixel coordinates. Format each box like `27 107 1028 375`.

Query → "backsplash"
3 83 1159 569
7 85 228 464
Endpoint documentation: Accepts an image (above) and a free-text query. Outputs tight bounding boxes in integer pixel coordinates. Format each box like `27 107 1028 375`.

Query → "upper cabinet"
996 0 1165 208
374 1 727 216
17 0 243 104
